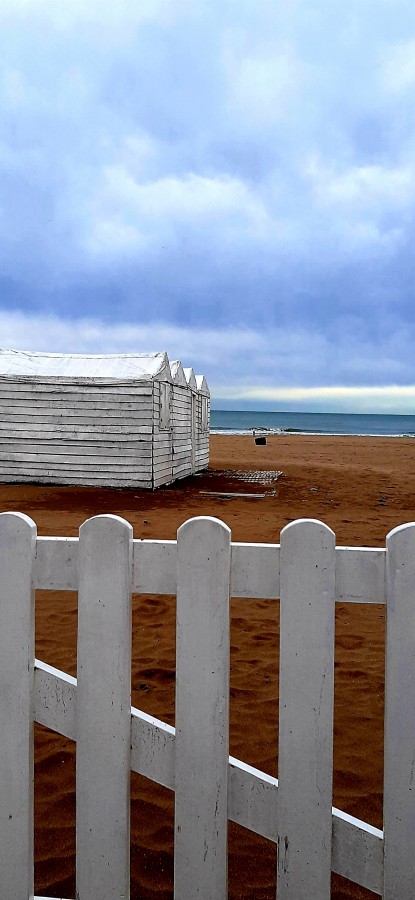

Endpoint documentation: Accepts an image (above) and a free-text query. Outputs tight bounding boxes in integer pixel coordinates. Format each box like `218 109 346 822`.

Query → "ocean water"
210 409 415 437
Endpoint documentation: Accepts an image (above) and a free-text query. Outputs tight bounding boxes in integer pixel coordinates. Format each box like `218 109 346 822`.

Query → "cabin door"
191 392 197 473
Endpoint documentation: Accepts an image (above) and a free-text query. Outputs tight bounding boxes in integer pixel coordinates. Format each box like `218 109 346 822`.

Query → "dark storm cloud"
1 0 415 401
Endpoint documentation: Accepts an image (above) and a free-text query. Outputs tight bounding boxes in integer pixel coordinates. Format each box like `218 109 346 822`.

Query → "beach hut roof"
0 349 172 381
183 367 197 390
170 360 188 387
196 374 209 394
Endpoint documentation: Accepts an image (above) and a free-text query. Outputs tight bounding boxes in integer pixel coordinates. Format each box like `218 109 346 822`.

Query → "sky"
1 0 415 412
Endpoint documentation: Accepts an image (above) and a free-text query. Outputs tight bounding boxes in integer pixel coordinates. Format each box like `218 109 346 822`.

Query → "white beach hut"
0 349 210 488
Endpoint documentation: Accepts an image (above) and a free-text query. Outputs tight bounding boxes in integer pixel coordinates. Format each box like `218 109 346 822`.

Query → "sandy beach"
2 432 415 899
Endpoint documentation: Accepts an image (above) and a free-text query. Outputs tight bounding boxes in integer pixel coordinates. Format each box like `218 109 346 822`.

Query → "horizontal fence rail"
34 535 386 602
0 511 413 899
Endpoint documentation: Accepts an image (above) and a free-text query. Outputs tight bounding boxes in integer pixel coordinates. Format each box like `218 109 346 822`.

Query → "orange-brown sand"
2 433 415 899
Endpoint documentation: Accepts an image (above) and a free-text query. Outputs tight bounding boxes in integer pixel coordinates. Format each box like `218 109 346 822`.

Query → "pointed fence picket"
175 517 231 899
277 520 336 899
0 511 414 898
384 524 415 898
76 515 133 899
0 513 36 900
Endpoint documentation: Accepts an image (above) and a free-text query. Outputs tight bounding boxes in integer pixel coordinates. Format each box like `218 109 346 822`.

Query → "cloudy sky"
1 0 415 412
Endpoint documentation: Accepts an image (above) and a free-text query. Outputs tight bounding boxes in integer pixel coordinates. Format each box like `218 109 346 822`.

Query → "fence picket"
0 512 36 900
277 519 336 900
174 516 231 899
76 515 133 900
384 523 415 898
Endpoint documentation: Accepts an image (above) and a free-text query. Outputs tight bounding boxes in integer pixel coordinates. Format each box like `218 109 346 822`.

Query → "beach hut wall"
195 373 210 473
168 363 210 481
0 349 210 489
170 361 194 482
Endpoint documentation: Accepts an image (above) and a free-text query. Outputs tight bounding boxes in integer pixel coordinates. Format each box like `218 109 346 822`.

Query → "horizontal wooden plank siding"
0 475 152 491
0 380 154 397
0 369 209 488
0 412 154 425
0 421 153 435
0 474 154 488
173 467 192 480
154 471 173 483
0 397 153 412
0 389 153 403
0 375 154 389
0 461 153 475
0 379 154 488
0 445 153 460
153 446 174 458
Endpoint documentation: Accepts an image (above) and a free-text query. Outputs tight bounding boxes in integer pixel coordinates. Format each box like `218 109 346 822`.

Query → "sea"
210 409 415 437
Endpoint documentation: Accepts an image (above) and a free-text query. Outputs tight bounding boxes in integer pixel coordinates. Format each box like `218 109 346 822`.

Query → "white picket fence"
0 511 414 899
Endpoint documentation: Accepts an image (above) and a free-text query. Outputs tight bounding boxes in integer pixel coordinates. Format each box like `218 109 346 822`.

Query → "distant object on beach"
0 349 210 489
252 429 267 445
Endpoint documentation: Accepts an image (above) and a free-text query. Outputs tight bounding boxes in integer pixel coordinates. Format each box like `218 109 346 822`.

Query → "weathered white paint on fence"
76 515 133 900
174 517 231 899
35 536 78 590
336 546 386 603
277 519 336 900
228 756 279 839
1 511 413 898
34 535 386 604
35 659 77 739
0 512 36 900
230 542 280 598
32 659 384 895
384 523 415 899
131 706 175 789
332 807 383 894
132 539 176 594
